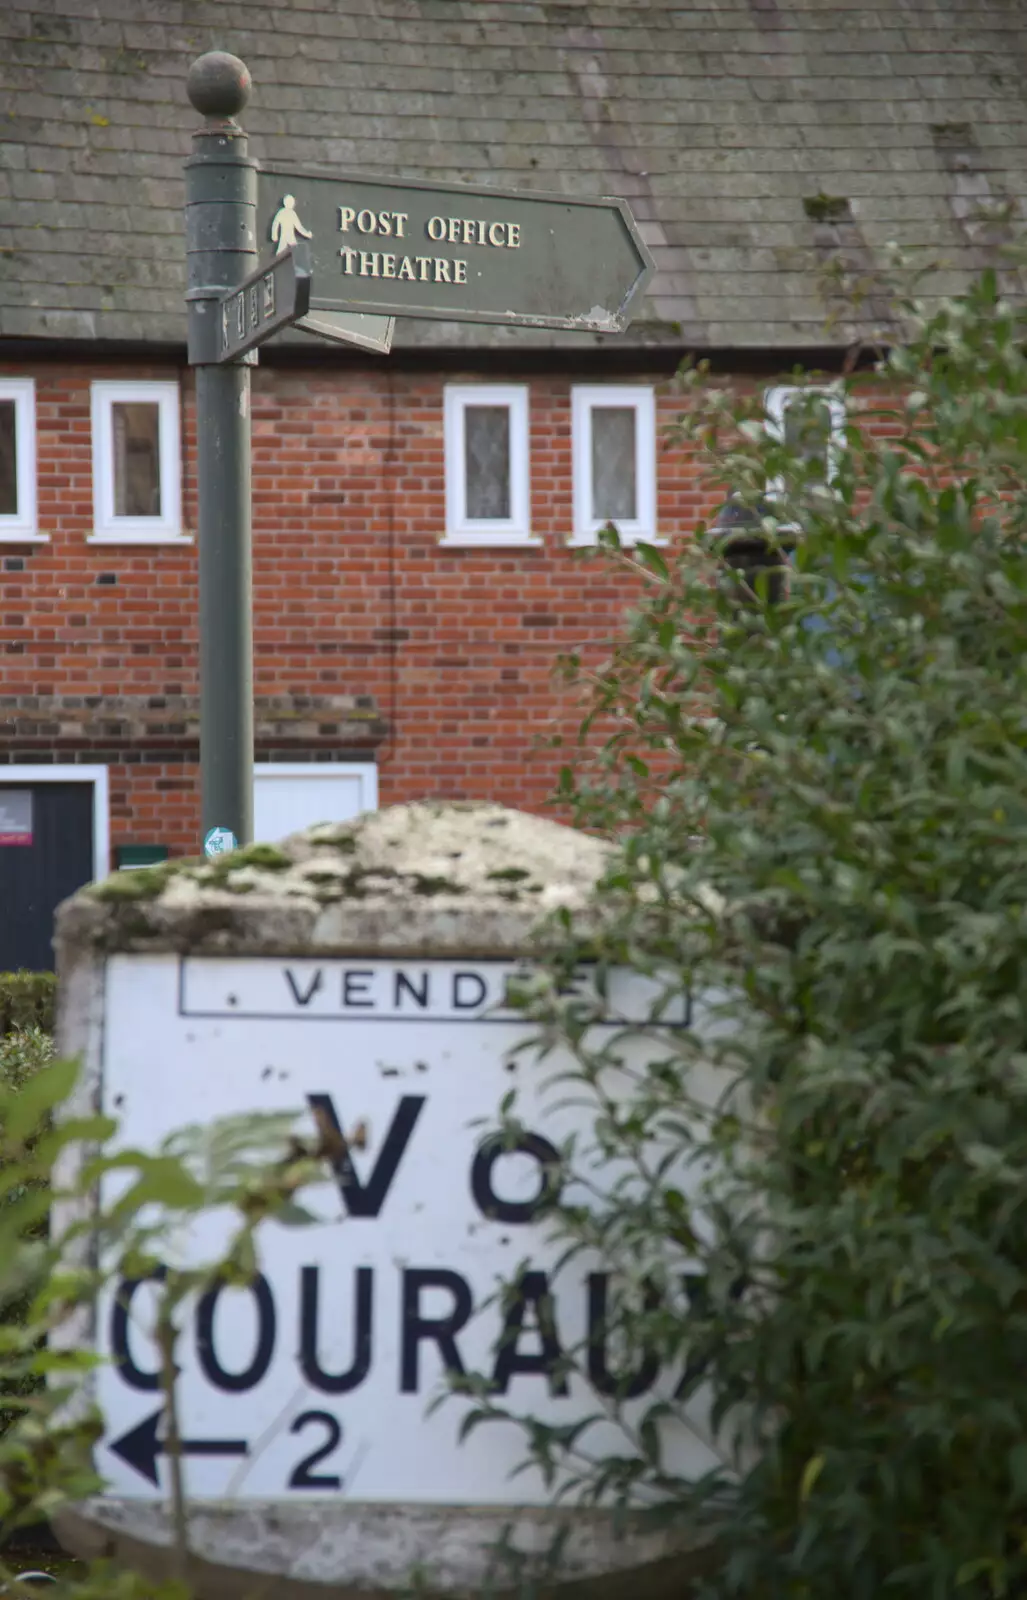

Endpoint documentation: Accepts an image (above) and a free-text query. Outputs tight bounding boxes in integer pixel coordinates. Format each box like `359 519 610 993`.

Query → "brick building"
2 0 1026 965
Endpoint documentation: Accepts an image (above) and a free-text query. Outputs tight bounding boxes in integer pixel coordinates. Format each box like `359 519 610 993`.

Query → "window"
571 385 656 545
443 385 533 545
0 379 39 541
712 496 794 612
90 381 182 542
764 385 845 490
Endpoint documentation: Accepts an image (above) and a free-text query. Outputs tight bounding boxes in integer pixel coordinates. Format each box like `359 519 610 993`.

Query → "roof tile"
2 0 1025 350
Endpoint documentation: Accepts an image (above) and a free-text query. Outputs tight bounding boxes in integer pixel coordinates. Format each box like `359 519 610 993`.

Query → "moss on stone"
409 874 467 896
314 863 468 900
232 843 291 871
337 865 400 898
89 865 173 902
68 806 608 954
196 861 235 889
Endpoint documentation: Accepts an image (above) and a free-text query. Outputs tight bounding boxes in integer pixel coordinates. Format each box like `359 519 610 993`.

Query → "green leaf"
2 1056 79 1142
634 542 669 580
799 1455 825 1503
272 1200 318 1227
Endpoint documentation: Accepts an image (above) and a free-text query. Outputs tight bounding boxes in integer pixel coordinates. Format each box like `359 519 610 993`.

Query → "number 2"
288 1410 343 1490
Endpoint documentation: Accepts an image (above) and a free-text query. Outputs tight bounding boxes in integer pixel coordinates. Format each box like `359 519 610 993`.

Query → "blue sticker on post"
203 826 238 858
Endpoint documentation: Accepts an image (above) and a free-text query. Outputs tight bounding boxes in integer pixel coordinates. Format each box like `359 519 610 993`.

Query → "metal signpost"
186 55 258 856
186 52 653 853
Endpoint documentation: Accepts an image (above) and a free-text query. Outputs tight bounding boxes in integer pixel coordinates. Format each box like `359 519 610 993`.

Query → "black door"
0 784 95 972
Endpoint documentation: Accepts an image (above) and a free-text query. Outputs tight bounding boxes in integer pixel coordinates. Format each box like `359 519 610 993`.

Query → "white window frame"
0 765 110 880
570 385 658 547
764 384 845 491
89 379 184 543
0 378 41 542
442 384 534 547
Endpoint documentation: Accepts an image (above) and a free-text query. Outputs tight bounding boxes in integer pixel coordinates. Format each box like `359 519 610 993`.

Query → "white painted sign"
96 955 724 1507
0 789 33 846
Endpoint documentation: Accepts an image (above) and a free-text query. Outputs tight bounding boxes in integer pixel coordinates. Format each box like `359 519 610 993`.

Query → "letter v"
308 1092 425 1218
285 969 323 1006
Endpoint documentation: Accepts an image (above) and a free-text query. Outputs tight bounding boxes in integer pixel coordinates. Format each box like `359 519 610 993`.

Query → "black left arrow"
109 1408 248 1487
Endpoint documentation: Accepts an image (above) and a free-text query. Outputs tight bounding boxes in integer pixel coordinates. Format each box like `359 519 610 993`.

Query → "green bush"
0 1027 55 1440
0 1056 336 1591
0 1027 55 1092
0 974 56 1039
508 272 1027 1597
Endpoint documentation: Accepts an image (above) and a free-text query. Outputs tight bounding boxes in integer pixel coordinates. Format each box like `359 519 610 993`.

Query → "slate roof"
2 0 1027 352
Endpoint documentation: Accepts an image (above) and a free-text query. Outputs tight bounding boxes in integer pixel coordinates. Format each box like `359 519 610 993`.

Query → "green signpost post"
186 51 654 854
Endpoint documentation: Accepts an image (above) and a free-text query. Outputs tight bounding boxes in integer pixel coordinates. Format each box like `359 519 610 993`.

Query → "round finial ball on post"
187 52 251 119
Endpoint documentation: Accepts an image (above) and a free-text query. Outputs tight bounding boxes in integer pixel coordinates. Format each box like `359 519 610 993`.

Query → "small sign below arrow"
295 308 395 355
110 1407 248 1487
215 248 311 364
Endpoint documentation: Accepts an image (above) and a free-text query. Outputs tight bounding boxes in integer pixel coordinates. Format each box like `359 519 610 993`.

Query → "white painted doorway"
252 763 378 843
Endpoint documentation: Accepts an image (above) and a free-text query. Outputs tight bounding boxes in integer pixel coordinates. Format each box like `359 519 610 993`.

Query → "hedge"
0 973 56 1038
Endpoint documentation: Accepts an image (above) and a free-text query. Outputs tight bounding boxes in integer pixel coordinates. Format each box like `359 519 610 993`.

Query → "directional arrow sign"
110 1407 248 1487
257 167 654 334
216 248 311 364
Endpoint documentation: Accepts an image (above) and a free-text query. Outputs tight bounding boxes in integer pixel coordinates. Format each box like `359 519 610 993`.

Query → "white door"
252 763 378 843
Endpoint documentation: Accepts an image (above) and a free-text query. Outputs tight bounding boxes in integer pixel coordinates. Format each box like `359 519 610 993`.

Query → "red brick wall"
0 358 716 857
107 762 198 848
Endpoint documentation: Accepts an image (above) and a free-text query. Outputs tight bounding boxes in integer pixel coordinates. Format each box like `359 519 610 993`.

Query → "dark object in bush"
0 973 56 1038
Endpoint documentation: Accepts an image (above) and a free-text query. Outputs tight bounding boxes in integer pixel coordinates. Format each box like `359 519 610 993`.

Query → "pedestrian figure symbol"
270 195 312 254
